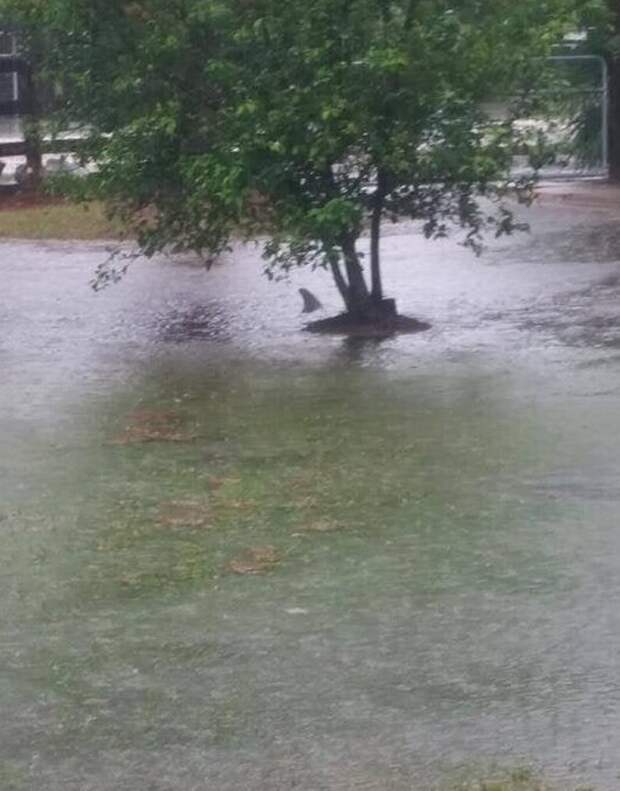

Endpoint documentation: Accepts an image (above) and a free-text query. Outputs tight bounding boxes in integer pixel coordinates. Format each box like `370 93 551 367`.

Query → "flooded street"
2 195 620 789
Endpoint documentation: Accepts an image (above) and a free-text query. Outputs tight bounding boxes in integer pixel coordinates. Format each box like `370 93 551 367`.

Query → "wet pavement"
2 194 620 789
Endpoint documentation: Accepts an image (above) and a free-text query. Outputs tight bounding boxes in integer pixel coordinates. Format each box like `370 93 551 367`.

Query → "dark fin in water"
299 288 323 314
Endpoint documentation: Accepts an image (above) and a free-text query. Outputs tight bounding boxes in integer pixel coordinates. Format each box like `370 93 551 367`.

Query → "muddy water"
2 199 620 790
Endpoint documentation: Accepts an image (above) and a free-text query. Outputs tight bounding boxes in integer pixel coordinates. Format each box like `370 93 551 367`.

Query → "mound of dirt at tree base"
305 312 431 338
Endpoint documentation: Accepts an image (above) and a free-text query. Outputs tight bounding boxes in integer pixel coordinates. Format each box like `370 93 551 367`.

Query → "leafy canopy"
1 0 597 295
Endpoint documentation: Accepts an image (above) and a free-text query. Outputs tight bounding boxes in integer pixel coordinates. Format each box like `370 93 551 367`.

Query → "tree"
2 0 585 325
606 2 620 180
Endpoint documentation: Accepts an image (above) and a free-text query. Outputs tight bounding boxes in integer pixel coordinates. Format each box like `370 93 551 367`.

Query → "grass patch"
0 200 124 240
443 767 594 791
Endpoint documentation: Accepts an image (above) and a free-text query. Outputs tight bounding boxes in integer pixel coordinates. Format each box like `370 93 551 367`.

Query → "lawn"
0 197 123 240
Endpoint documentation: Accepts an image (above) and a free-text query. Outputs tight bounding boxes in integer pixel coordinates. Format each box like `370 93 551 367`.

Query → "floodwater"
2 195 620 790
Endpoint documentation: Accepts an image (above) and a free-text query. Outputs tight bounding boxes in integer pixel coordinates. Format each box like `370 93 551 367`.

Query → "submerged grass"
2 363 593 787
53 364 564 610
439 765 594 790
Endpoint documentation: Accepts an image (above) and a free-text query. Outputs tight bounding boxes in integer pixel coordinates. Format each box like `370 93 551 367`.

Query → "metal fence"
512 54 609 180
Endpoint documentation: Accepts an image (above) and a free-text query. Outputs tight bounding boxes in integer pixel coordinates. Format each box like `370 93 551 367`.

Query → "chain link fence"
511 54 609 180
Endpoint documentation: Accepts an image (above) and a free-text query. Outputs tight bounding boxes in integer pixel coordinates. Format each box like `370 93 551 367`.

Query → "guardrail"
0 138 83 157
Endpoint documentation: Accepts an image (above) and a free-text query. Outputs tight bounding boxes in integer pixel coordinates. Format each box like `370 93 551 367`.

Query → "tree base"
305 311 431 338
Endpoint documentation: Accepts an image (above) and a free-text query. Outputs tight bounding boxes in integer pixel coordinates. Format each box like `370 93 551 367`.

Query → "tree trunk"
341 235 371 317
329 257 351 309
22 62 43 190
370 170 386 302
329 234 398 321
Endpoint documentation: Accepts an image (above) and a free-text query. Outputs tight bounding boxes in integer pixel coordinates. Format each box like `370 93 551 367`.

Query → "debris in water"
109 408 196 444
157 500 212 528
292 518 343 536
293 495 320 511
127 408 181 425
222 499 257 512
228 546 281 575
208 476 241 491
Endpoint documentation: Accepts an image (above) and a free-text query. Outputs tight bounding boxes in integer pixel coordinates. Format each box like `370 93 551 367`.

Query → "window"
0 31 17 57
0 32 19 103
0 72 17 102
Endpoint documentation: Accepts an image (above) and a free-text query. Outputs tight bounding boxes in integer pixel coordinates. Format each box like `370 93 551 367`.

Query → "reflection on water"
2 202 620 790
154 303 231 343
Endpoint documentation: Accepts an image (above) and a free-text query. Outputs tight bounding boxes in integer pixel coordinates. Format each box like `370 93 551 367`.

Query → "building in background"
0 30 22 144
0 30 19 110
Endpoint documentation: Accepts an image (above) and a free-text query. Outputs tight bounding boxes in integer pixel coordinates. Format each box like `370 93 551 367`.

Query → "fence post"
608 56 620 181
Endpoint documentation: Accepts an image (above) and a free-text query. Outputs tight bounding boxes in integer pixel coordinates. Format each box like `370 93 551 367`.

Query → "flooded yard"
2 196 620 789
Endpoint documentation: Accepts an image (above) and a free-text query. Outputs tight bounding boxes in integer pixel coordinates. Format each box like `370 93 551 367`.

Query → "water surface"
2 201 620 789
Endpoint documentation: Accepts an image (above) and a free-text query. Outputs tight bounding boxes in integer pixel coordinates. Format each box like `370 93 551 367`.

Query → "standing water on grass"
2 196 620 790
